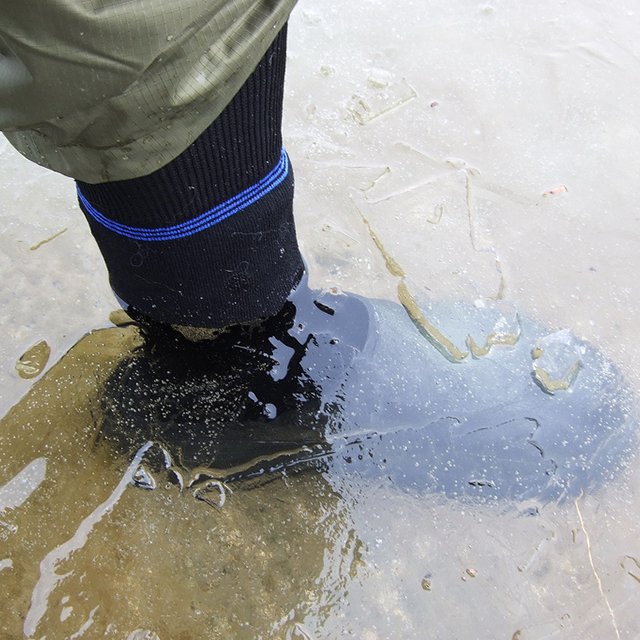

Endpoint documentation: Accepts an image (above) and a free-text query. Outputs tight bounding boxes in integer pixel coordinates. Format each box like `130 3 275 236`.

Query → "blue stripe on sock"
77 148 290 242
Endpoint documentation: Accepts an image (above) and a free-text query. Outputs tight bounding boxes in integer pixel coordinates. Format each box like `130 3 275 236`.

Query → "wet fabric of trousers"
0 0 297 183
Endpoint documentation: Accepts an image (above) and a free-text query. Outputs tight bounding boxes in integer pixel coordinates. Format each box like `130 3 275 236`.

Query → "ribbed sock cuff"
76 26 304 328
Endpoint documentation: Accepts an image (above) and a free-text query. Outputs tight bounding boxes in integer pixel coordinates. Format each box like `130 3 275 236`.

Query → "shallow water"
0 303 636 639
2 1 640 638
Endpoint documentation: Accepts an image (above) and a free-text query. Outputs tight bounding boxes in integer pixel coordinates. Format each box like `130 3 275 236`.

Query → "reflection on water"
100 278 635 503
0 280 637 638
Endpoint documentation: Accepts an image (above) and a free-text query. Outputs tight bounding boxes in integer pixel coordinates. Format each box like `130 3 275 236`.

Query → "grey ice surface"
1 1 640 639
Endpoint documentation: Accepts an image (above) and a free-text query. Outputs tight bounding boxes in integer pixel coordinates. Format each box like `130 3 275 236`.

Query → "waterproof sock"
76 25 303 328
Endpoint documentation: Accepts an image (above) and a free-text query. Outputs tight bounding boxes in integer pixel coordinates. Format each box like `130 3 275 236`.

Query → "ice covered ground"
1 1 640 638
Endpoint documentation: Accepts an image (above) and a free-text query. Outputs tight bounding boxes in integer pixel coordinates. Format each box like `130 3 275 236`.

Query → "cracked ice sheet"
286 0 640 388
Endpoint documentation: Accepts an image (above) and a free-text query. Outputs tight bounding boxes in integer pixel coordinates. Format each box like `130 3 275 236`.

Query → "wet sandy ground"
2 0 640 638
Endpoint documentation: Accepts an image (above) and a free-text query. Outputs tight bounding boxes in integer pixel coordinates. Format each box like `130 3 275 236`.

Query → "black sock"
76 25 303 328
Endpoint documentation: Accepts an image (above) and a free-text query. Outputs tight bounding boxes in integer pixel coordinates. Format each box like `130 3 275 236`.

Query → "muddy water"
0 328 345 639
2 0 640 639
1 290 636 639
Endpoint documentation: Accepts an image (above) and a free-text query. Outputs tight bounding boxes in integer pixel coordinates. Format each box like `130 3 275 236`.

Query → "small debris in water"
531 346 544 360
421 573 432 591
16 340 51 379
467 314 522 357
466 568 478 578
542 185 568 197
29 227 67 251
193 480 227 509
468 479 495 488
313 300 336 315
531 329 583 394
533 362 581 393
131 465 156 490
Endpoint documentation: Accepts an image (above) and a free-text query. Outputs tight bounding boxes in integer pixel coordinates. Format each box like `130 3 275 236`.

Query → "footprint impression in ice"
99 273 637 504
1 274 635 638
